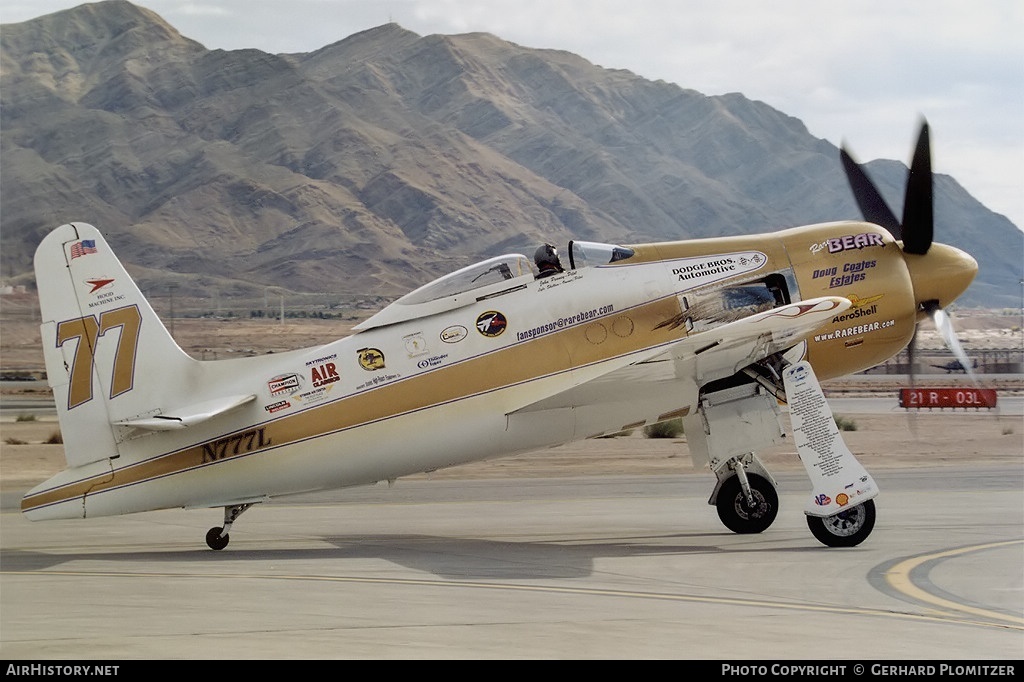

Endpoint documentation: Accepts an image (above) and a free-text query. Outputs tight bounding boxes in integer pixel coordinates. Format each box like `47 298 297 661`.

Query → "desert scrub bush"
46 430 63 444
643 418 685 439
15 414 37 422
4 437 28 445
834 415 858 431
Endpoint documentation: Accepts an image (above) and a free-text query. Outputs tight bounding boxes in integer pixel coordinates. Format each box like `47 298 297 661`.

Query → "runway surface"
1 465 1021 659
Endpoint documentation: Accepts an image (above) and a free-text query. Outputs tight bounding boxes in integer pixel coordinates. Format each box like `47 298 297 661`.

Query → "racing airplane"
931 359 978 374
21 121 977 549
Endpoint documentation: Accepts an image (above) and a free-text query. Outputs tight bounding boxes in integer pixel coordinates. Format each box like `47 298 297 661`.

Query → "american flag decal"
70 240 97 259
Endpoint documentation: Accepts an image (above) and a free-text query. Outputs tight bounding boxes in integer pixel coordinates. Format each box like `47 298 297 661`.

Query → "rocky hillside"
2 0 1020 307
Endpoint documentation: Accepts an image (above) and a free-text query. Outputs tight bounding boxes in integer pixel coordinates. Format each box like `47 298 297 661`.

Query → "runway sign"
898 387 998 409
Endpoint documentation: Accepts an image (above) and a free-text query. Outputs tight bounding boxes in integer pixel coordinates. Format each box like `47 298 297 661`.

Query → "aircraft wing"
510 296 849 421
662 295 851 380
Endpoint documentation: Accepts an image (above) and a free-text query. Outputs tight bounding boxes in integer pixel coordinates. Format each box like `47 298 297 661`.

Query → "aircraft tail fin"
35 223 198 468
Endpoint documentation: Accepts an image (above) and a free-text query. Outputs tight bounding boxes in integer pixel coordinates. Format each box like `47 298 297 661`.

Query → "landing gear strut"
206 503 256 550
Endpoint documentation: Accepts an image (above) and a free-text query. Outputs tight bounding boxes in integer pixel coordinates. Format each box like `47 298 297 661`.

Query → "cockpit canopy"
567 240 635 269
398 254 533 306
353 240 635 331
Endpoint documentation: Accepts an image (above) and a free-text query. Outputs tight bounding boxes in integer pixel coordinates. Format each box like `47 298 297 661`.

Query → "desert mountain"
2 0 1020 308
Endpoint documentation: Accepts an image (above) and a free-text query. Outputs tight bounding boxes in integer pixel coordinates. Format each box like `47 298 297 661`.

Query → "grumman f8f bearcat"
22 122 977 549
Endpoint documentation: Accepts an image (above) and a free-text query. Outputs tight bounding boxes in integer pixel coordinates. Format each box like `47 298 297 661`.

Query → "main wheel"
206 526 230 550
716 473 779 534
806 499 876 547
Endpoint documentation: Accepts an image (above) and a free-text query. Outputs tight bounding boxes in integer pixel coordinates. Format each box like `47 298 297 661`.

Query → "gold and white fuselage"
21 220 976 522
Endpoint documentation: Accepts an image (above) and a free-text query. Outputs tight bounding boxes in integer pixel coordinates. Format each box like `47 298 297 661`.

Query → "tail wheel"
206 526 230 550
716 473 778 534
806 499 876 547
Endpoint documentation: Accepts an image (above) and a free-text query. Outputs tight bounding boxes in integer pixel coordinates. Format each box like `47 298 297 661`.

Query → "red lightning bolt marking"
86 278 115 293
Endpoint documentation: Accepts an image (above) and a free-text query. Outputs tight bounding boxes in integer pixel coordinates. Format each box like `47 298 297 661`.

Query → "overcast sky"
3 0 1022 231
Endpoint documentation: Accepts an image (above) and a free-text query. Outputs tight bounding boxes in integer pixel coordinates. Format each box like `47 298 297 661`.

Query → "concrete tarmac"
1 465 1021 660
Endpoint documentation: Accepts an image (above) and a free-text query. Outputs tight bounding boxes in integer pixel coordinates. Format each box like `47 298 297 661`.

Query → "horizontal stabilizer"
117 394 256 430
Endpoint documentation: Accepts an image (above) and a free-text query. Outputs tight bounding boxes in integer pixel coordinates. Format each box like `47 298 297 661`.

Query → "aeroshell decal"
668 251 766 288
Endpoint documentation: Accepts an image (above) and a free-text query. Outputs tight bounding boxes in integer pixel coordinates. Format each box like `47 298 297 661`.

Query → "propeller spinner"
840 120 978 382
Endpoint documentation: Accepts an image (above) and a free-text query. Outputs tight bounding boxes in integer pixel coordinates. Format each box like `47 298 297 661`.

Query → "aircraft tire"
206 526 230 550
716 473 778 534
806 499 876 547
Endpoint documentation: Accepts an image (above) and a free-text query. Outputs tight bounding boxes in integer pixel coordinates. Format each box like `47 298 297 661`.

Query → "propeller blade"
928 304 980 386
906 327 918 436
840 146 902 238
900 121 934 255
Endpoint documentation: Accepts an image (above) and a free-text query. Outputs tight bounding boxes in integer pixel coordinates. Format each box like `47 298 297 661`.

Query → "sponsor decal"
813 318 896 342
517 304 614 341
355 373 401 391
787 363 809 385
292 386 333 406
305 353 337 367
417 353 449 369
264 400 291 413
832 293 881 323
358 347 386 370
404 332 429 356
836 303 879 321
86 277 115 294
824 232 885 254
836 493 850 506
476 311 507 337
848 293 883 308
86 289 127 309
268 374 301 396
812 267 836 279
813 493 832 506
827 259 877 288
310 362 340 387
70 240 98 259
669 251 766 286
440 325 468 344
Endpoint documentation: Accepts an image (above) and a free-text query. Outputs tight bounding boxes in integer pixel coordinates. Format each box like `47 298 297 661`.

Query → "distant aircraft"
21 121 977 549
931 358 978 373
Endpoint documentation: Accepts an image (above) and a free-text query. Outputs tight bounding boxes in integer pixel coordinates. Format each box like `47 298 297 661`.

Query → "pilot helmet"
535 243 561 268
